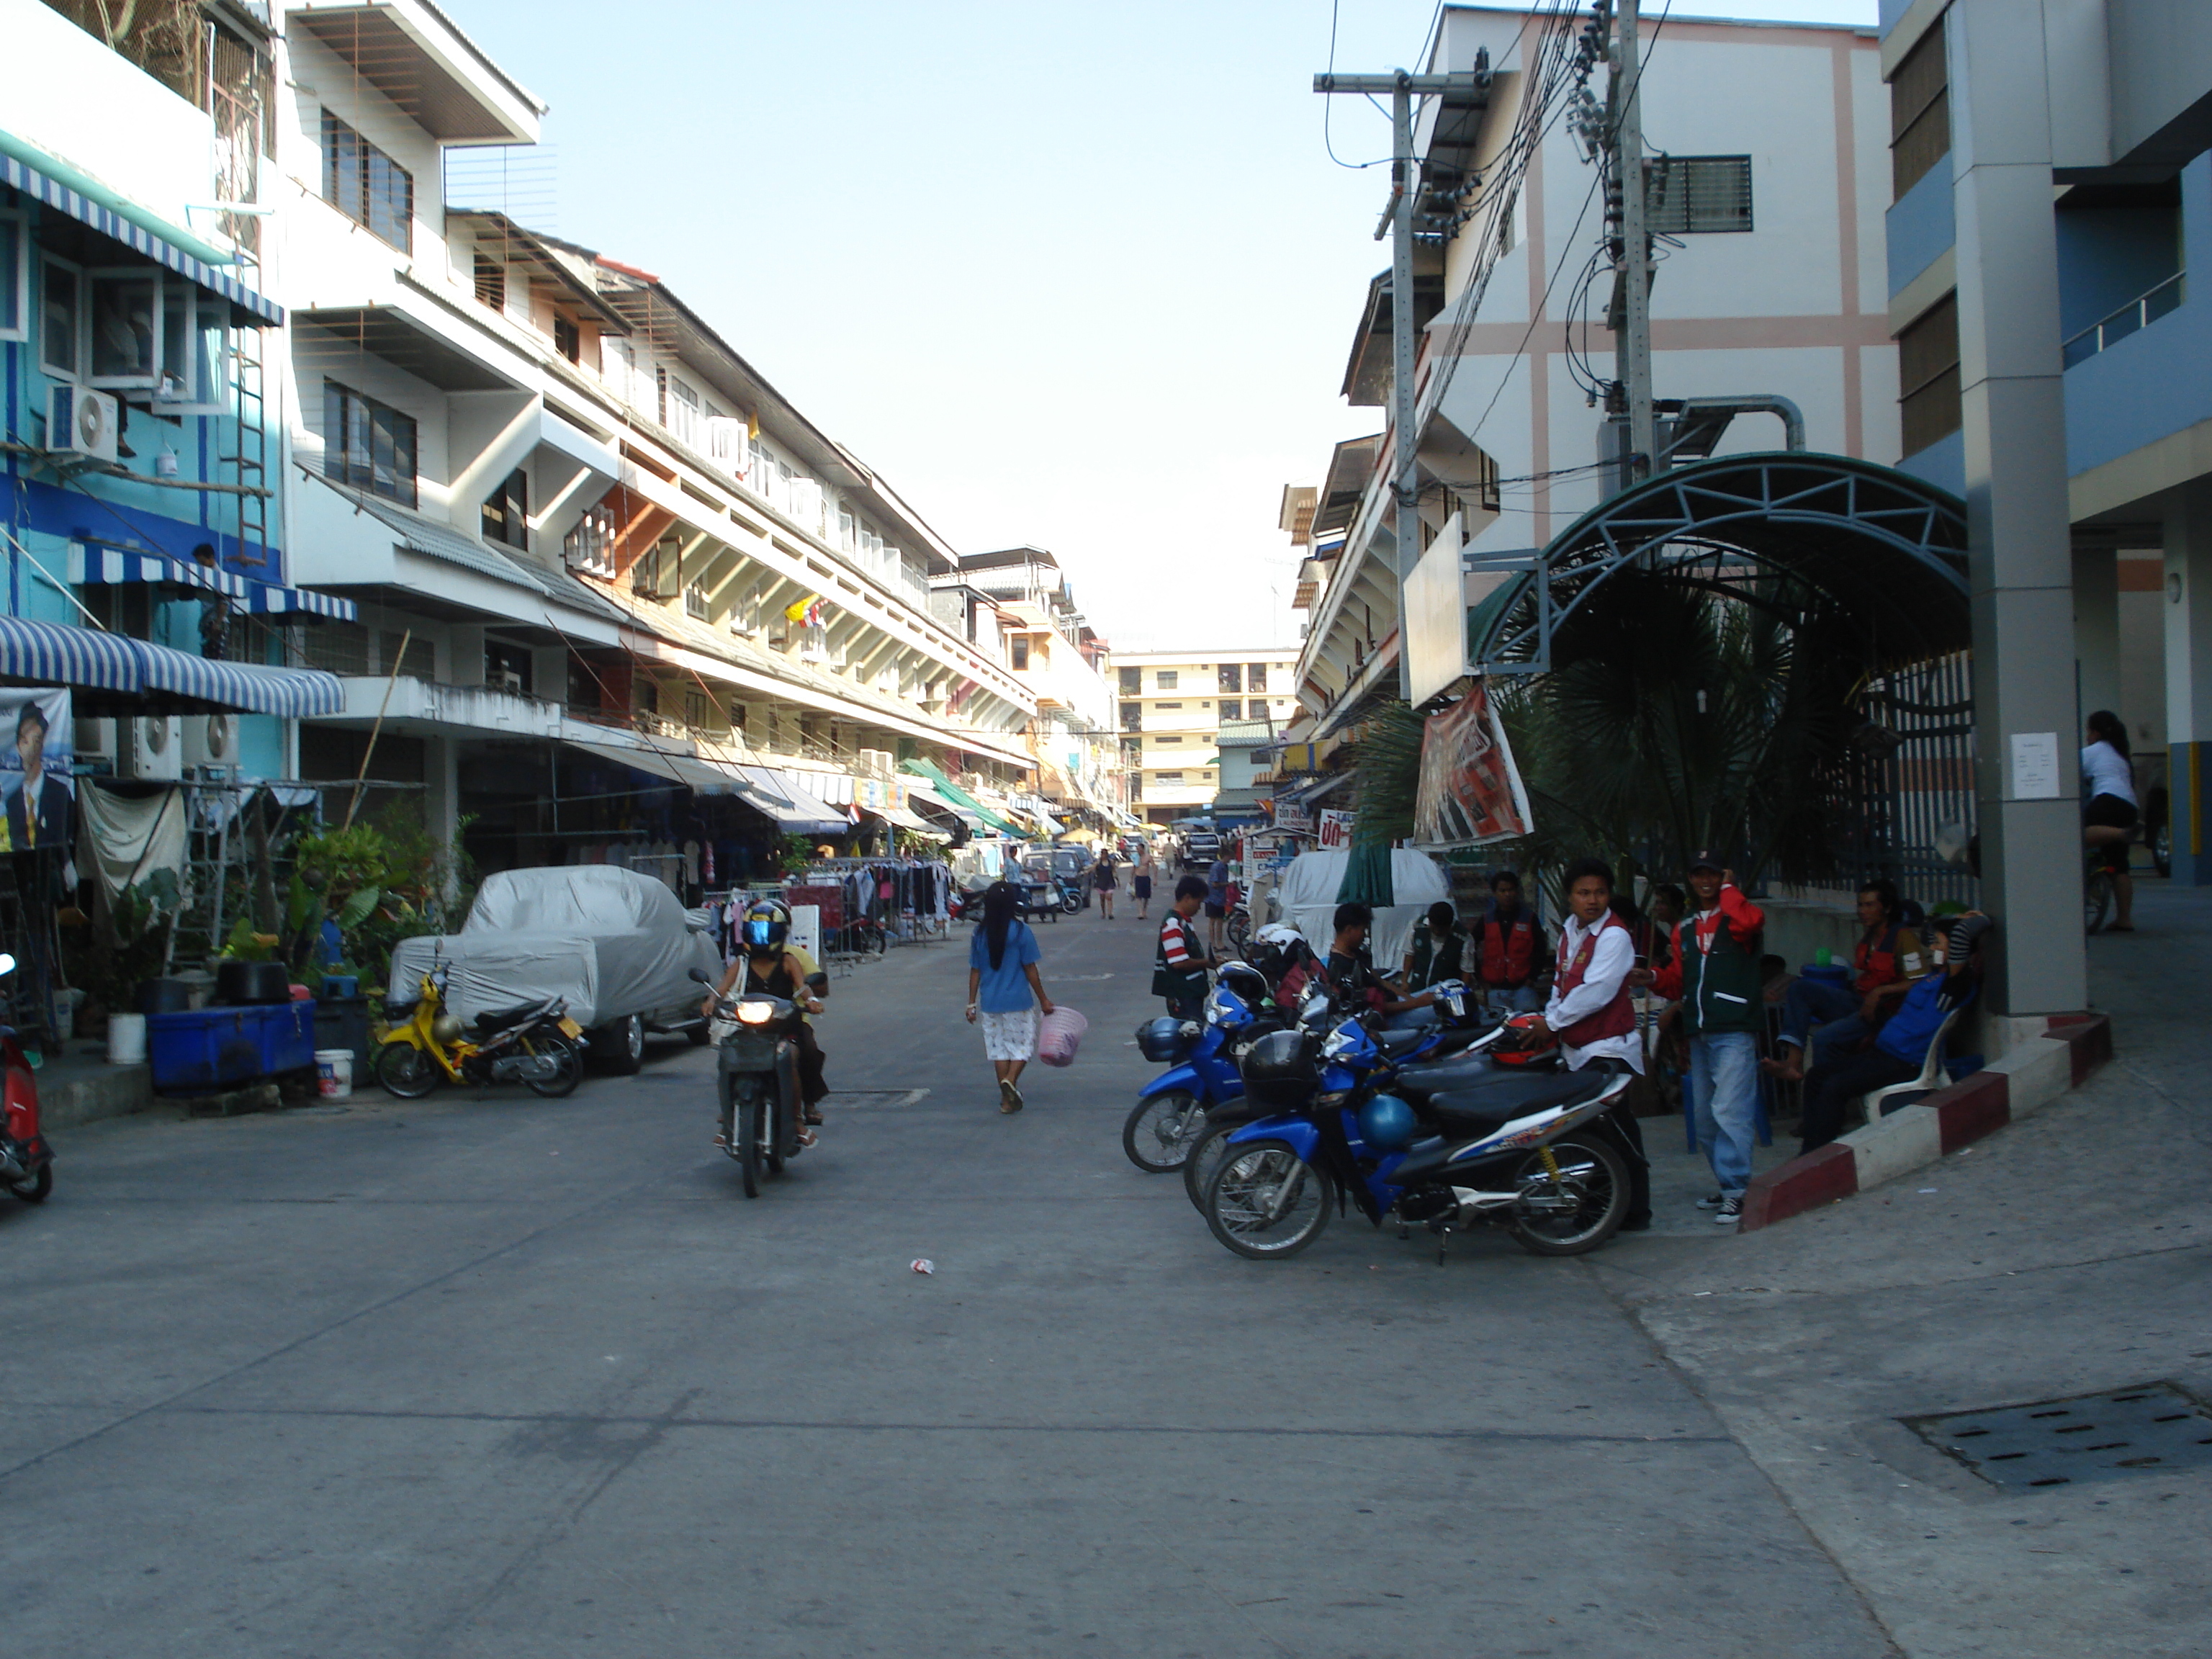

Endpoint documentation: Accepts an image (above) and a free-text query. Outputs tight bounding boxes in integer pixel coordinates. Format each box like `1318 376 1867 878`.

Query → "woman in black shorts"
1092 848 1118 920
2081 709 2139 930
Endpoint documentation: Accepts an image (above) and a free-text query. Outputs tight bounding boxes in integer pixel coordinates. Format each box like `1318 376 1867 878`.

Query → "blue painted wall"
2054 201 2182 338
1898 428 1966 500
1887 157 1956 300
2064 155 2212 478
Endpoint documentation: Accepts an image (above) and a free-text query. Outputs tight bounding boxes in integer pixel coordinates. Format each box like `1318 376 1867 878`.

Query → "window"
1118 666 1140 694
552 314 580 363
322 110 413 252
323 381 418 507
1200 701 1211 709
481 467 529 549
0 214 23 342
157 282 225 410
1645 156 1753 234
88 270 158 386
1156 770 1183 783
1889 26 1949 201
666 376 701 448
632 537 682 600
485 639 532 695
39 254 80 380
1155 670 1179 690
1220 700 1241 719
1200 770 1213 781
1118 701 1141 730
1011 636 1030 670
684 689 707 730
685 579 710 621
1218 663 1241 693
1246 662 1269 693
729 701 749 733
473 253 505 310
1154 701 1182 710
565 500 618 578
1898 292 1961 456
1155 734 1183 745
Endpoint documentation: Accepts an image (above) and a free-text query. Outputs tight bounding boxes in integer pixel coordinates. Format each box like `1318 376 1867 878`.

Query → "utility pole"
1314 68 1473 702
1606 0 1658 485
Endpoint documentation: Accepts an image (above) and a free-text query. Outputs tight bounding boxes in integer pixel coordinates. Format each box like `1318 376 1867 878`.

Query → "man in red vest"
1525 856 1650 1231
1471 868 1548 1015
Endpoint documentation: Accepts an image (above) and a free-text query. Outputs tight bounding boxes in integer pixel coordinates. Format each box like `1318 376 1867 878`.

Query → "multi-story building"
1112 648 1300 824
932 547 1130 832
261 0 1037 872
1295 6 1892 734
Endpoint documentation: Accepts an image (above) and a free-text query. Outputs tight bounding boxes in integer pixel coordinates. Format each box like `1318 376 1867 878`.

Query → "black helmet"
1136 1015 1195 1063
741 897 792 952
1238 1027 1319 1109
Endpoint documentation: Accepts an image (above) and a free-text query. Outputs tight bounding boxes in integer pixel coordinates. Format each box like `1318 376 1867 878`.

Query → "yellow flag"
784 593 816 623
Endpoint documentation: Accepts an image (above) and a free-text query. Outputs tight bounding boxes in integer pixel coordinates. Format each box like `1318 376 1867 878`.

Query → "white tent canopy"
1271 847 1450 972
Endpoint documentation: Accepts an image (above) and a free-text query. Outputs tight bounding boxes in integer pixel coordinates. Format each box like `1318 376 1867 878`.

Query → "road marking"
825 1089 930 1108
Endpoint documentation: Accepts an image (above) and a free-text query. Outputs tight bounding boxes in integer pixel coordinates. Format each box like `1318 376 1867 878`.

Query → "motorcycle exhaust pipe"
0 1148 23 1184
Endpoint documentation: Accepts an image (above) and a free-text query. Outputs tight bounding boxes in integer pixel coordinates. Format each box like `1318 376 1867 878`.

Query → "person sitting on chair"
1797 913 1988 1156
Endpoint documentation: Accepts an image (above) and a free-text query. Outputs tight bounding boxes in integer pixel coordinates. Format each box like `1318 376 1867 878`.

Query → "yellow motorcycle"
374 963 585 1099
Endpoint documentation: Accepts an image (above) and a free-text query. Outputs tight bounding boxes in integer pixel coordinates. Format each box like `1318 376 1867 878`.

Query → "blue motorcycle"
1197 1014 1640 1262
1121 963 1281 1172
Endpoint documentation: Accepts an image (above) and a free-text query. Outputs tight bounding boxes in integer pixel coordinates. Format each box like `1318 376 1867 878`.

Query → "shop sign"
1318 808 1354 850
0 687 73 853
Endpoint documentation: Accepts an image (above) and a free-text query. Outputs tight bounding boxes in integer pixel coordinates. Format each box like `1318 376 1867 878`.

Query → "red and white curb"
1740 1014 2113 1232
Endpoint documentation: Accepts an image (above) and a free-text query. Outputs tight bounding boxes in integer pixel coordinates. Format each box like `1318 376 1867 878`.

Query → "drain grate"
1905 1382 2212 1488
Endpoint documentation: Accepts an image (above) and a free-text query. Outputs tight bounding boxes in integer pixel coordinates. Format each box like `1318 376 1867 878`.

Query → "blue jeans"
1688 1030 1761 1199
1780 978 1869 1068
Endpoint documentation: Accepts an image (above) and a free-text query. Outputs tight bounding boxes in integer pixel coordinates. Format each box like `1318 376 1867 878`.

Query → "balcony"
2063 273 2185 368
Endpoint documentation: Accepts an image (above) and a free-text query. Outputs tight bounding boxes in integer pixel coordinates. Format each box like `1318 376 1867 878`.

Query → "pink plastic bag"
1036 1006 1089 1067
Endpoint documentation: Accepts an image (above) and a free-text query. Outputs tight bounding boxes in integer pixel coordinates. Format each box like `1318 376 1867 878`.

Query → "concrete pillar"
2072 548 2120 726
2162 484 2212 882
1951 0 2087 1014
424 736 461 896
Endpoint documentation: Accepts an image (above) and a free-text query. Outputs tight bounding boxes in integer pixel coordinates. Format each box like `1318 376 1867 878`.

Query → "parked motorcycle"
0 954 53 1204
1197 1012 1639 1262
690 966 819 1197
1121 963 1284 1172
374 964 586 1099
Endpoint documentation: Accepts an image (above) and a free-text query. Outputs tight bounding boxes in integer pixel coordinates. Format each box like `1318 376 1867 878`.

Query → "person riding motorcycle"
703 898 830 1141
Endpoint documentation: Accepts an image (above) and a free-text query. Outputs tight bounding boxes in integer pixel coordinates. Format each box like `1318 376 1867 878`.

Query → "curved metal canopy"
1470 452 1969 673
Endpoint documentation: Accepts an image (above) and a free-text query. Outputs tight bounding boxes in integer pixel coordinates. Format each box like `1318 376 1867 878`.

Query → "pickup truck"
1178 822 1222 868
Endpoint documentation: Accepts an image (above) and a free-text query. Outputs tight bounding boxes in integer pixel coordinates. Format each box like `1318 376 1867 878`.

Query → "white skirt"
979 1007 1039 1061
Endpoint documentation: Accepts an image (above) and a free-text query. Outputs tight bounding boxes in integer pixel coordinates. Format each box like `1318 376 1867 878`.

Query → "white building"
1111 647 1300 823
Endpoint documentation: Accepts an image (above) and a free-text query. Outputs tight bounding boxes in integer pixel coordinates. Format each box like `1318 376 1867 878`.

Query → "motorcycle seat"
1372 1026 1431 1058
1426 1071 1616 1140
1392 1052 1496 1100
473 1003 549 1033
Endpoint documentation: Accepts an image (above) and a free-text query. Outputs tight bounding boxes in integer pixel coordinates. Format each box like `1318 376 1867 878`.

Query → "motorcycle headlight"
737 1002 775 1025
1321 1026 1358 1060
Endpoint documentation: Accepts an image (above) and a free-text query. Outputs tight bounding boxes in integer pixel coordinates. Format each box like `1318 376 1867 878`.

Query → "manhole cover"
1905 1382 2212 1488
825 1089 929 1109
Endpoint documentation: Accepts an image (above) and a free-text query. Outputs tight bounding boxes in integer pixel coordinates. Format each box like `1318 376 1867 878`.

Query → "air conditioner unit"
48 385 120 463
119 715 182 781
183 711 237 770
855 748 894 778
73 718 117 775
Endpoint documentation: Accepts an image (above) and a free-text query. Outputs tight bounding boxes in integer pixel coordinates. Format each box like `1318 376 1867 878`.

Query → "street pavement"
1 894 2203 1658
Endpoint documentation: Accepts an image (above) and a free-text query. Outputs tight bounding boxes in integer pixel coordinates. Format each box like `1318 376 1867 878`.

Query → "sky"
445 0 1879 652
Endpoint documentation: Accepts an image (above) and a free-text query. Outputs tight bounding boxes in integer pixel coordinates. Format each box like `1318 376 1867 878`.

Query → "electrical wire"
1321 0 1390 171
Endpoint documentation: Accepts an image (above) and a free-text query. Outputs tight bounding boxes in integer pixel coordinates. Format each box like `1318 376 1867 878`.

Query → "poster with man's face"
0 688 74 855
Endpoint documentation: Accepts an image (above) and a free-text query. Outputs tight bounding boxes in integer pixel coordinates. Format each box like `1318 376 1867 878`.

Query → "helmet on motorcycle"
1238 1027 1320 1109
1218 961 1269 1007
1357 1093 1420 1152
432 1012 465 1044
1493 1011 1557 1067
740 898 792 952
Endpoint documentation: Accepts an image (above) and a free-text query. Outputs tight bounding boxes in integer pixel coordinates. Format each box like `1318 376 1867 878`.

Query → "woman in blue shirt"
966 881 1058 1114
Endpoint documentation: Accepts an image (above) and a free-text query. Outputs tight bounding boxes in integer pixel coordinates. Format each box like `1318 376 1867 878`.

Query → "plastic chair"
1859 1006 1963 1123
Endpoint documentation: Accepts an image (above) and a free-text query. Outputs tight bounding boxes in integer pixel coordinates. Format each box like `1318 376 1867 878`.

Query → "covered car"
387 866 721 1074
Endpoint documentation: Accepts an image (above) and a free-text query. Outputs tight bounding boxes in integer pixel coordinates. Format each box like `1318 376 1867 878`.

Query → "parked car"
387 866 721 1074
1177 819 1221 868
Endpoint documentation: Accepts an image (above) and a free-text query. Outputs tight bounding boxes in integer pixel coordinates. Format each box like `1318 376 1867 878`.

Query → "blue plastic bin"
147 1002 319 1094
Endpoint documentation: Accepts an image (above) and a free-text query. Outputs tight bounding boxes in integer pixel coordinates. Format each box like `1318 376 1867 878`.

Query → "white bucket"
108 1012 148 1066
315 1048 355 1099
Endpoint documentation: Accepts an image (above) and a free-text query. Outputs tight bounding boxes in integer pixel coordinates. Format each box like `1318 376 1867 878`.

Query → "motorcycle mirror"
0 953 14 977
688 967 711 984
804 971 829 992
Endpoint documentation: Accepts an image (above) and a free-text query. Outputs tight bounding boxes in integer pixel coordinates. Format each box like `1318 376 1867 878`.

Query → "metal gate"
1850 649 1979 910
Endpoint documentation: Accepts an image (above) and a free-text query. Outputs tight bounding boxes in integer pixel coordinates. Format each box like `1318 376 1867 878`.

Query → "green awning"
902 757 1020 835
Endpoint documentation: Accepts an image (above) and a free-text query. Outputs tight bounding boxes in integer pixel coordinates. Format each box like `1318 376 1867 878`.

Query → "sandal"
804 1109 825 1125
999 1079 1023 1114
793 1127 819 1148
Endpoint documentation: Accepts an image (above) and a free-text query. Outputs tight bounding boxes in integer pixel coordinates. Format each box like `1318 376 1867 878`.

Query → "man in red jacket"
1472 868 1548 1015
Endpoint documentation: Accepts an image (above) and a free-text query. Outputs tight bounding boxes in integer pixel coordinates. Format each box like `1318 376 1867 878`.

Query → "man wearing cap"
1642 852 1766 1228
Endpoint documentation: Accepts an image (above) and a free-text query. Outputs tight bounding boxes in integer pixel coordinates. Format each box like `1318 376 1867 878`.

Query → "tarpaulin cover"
389 864 720 1030
1272 847 1449 974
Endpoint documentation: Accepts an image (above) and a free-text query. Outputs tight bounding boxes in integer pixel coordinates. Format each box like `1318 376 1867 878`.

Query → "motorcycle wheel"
1061 891 1082 916
1183 1123 1236 1210
523 1035 583 1098
1506 1133 1629 1256
374 1042 441 1100
1121 1089 1206 1173
766 1087 788 1174
1204 1141 1334 1259
7 1164 52 1204
732 1074 763 1199
1226 911 1251 957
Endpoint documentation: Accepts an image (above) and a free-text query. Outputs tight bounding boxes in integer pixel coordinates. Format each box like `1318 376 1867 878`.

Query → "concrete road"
3 900 2195 1657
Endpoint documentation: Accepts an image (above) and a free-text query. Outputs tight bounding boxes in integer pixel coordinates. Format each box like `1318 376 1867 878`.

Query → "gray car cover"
388 865 722 1029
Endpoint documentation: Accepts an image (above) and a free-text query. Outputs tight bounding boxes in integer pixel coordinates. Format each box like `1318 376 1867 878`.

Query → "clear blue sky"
447 1 1878 651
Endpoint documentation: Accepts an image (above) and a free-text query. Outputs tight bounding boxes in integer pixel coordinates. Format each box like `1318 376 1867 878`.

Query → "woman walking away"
1132 849 1155 920
1093 847 1118 920
966 881 1056 1113
2082 709 2139 930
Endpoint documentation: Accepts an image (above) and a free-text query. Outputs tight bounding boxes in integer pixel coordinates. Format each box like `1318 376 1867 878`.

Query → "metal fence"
1845 649 1980 911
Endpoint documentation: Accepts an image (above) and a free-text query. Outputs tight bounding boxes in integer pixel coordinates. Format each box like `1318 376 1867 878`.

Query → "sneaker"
1714 1195 1743 1226
1695 1192 1725 1210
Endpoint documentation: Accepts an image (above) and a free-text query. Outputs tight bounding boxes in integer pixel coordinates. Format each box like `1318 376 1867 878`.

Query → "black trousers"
1588 1058 1651 1226
793 1021 828 1107
1799 1051 1919 1155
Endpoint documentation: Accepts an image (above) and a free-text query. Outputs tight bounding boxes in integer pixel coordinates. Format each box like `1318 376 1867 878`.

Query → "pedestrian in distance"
1092 845 1118 920
1205 855 1231 953
1524 857 1653 1232
1131 848 1156 920
966 881 1056 1115
1640 852 1766 1228
2081 709 2139 931
1154 875 1219 1017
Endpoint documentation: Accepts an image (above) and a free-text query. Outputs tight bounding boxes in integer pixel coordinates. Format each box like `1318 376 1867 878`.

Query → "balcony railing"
2063 272 2185 367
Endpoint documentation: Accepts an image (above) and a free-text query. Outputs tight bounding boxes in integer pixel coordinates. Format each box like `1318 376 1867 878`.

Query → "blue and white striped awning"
70 545 358 622
0 615 343 716
0 152 284 327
